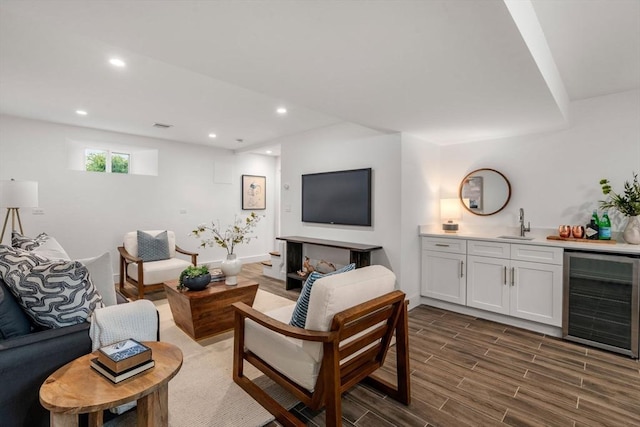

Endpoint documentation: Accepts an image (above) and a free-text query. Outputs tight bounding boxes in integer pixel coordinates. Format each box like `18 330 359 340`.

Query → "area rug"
105 289 299 427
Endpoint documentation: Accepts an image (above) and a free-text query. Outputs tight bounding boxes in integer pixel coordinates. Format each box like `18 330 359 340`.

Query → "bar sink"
496 235 535 241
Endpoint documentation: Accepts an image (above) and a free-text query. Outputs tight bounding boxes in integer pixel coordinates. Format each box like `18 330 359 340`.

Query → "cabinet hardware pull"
460 261 464 278
511 267 515 286
435 243 450 247
504 266 507 285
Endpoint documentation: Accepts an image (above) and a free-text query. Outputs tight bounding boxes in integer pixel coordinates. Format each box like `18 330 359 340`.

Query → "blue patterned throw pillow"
0 246 104 328
137 230 170 262
289 263 356 328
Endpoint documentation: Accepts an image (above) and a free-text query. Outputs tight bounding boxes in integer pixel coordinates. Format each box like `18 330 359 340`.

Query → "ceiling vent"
152 122 173 129
236 138 244 143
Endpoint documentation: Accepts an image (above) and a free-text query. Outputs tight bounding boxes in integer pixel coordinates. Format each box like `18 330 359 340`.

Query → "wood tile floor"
248 264 640 426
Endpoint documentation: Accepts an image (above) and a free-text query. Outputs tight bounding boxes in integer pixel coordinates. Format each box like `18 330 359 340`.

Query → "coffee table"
163 278 259 340
39 341 182 427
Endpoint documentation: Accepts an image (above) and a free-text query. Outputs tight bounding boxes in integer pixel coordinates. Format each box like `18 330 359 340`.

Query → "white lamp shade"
440 198 461 220
0 180 39 208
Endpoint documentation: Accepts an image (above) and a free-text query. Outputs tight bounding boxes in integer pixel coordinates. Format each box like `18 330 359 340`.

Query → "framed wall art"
241 175 266 210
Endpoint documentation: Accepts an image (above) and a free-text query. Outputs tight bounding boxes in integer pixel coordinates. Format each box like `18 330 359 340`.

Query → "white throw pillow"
77 252 117 307
32 236 71 261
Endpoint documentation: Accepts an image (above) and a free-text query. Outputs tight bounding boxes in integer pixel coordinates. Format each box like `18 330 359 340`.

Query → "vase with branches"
191 212 262 284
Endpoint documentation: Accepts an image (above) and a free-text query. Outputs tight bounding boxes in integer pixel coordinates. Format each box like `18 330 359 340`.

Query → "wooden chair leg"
137 263 144 300
394 301 411 405
323 340 342 426
363 301 411 405
119 257 125 293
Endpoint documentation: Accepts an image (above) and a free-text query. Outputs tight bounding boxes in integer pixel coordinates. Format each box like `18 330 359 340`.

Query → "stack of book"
90 339 154 383
210 268 225 282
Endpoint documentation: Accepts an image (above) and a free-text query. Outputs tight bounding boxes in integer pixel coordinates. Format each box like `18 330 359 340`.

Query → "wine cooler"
563 251 639 358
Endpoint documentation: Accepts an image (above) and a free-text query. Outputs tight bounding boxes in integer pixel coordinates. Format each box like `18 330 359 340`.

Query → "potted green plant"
599 172 640 244
178 265 211 291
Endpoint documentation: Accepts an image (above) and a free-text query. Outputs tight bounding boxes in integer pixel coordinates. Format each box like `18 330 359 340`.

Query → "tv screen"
302 168 372 226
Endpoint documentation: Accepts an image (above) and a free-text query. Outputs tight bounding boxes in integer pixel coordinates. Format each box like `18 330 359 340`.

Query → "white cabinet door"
510 260 563 327
421 251 466 305
467 255 510 315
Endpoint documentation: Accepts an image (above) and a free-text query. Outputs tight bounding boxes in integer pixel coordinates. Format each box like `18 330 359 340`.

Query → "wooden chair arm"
232 302 336 343
117 246 142 264
175 245 198 265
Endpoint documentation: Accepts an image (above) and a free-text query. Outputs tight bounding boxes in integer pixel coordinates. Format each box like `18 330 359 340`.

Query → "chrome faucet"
519 208 531 237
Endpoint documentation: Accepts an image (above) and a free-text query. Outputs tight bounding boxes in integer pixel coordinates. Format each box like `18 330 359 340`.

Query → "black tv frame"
301 168 372 227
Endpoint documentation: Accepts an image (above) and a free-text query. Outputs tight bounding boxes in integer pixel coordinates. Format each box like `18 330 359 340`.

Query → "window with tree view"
111 152 130 174
85 149 129 174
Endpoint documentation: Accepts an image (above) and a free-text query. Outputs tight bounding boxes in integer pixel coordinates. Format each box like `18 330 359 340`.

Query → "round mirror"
459 168 511 216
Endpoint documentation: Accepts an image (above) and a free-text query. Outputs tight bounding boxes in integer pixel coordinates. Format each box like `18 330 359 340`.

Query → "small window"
85 149 107 172
111 152 130 174
84 149 130 174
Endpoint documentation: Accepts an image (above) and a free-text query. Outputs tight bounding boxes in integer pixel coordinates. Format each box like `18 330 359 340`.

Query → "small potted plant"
599 172 640 244
178 265 211 291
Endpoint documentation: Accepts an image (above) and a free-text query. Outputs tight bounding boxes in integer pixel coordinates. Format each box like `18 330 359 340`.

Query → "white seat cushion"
245 304 321 391
127 257 192 285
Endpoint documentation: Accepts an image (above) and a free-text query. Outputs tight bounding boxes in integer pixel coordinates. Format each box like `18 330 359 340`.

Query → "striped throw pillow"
289 263 356 328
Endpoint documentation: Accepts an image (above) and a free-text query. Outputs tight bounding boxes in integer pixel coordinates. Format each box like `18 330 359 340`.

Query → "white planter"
623 215 640 245
221 253 243 285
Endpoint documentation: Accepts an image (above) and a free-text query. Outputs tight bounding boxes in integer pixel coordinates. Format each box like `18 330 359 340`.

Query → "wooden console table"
276 236 382 290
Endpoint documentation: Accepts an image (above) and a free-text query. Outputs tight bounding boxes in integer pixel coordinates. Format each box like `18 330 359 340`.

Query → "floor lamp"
0 179 39 244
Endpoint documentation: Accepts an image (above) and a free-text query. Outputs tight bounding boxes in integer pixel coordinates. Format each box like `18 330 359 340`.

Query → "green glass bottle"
586 210 599 240
599 211 611 240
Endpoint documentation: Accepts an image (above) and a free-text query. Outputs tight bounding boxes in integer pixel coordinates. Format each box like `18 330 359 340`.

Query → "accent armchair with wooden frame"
118 230 198 300
232 265 410 426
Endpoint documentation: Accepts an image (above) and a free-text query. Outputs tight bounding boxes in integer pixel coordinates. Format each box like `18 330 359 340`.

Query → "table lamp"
0 179 39 242
441 198 461 232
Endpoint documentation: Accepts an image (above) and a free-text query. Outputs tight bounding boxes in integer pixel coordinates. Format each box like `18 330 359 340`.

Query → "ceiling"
0 1 638 155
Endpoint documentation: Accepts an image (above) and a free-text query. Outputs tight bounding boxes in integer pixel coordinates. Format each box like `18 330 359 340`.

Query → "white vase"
622 215 640 245
220 253 242 285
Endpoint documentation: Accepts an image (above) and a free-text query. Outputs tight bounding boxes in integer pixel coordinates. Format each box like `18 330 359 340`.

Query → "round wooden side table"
40 341 182 427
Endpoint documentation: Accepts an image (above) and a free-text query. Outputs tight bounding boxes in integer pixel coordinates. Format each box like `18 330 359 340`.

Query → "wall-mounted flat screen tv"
302 168 372 226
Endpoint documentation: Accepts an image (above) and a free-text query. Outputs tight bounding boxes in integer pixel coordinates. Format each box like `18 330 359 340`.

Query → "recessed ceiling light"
276 107 287 115
266 150 272 154
76 110 88 116
109 58 126 67
208 133 217 138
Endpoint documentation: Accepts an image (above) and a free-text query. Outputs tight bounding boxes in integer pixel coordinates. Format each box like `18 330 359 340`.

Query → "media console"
276 236 383 290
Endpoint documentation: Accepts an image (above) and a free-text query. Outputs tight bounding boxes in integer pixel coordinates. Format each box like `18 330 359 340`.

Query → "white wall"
2 90 636 298
277 123 403 282
438 90 640 232
400 134 441 307
0 115 277 273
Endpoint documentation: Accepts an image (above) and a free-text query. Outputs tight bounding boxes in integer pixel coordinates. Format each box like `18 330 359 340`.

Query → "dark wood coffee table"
163 278 259 340
40 341 182 427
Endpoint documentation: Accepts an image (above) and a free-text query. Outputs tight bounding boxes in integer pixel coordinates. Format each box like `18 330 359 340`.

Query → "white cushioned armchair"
232 265 410 426
118 230 198 300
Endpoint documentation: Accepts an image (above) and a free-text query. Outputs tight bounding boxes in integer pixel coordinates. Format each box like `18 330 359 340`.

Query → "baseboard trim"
419 297 562 337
